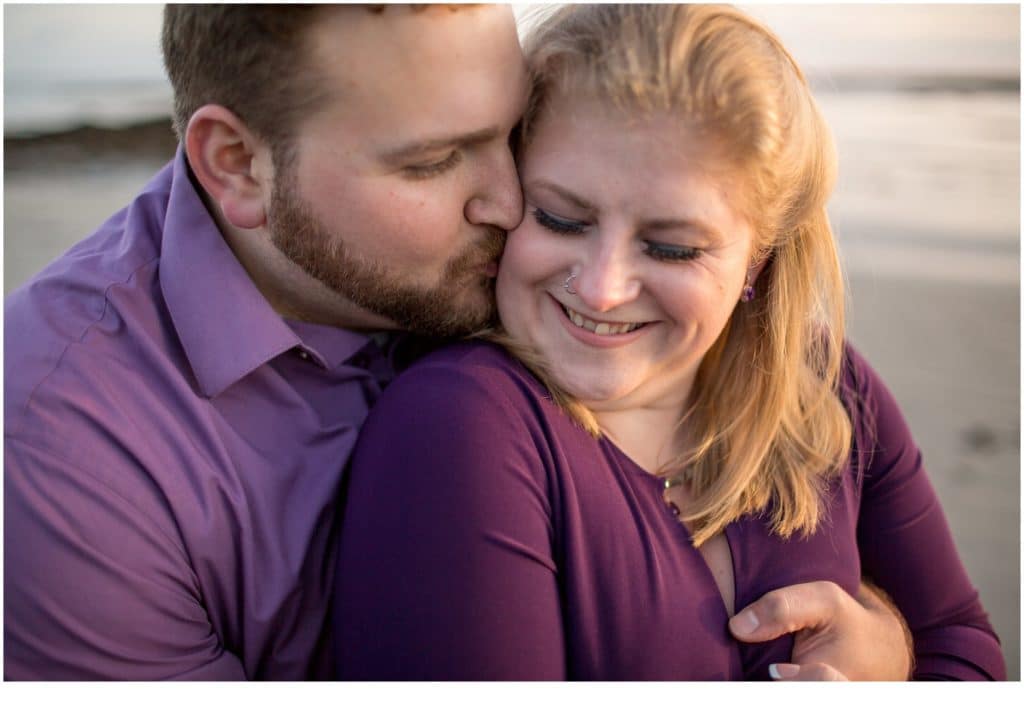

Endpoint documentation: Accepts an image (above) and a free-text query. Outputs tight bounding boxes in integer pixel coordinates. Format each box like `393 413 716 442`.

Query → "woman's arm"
848 347 1006 680
331 353 567 680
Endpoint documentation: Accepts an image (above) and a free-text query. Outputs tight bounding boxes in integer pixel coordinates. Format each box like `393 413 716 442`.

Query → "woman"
332 4 1003 680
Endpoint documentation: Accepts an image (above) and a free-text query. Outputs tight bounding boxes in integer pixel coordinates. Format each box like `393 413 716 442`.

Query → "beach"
3 116 1019 678
847 272 1019 678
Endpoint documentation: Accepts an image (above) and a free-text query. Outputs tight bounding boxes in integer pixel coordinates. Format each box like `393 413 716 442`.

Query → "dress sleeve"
332 356 566 680
848 348 1007 680
3 436 247 680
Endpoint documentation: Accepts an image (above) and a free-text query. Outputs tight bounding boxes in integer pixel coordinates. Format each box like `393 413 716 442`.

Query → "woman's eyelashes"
643 241 701 262
404 151 462 179
533 207 586 235
532 207 701 262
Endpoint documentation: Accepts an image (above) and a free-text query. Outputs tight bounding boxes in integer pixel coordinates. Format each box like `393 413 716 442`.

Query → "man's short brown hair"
162 4 332 164
162 4 482 166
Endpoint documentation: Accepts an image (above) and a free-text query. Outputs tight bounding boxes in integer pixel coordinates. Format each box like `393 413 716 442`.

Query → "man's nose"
464 145 524 232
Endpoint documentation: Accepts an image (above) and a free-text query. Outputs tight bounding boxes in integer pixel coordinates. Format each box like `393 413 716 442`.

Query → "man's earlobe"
184 105 271 230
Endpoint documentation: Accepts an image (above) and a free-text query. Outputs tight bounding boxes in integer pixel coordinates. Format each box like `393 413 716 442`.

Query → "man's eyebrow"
380 127 501 164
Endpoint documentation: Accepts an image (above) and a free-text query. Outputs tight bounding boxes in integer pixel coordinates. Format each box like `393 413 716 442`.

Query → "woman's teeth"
563 304 644 336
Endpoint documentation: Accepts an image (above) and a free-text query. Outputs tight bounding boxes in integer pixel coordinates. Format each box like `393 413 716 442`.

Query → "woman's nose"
574 237 641 313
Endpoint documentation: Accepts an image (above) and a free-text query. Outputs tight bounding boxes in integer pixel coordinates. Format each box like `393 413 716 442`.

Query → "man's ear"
184 104 272 230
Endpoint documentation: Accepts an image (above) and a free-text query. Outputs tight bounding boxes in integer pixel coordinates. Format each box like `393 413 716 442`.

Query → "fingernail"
769 663 800 680
731 609 759 635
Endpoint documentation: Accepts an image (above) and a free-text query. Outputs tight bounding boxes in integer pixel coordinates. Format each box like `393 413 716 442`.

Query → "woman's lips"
549 294 654 348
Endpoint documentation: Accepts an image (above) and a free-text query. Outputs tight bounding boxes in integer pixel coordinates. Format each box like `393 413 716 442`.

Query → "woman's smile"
496 95 757 412
551 293 656 348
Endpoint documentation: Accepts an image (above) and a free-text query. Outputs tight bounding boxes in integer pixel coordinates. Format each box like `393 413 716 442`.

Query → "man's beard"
267 178 504 338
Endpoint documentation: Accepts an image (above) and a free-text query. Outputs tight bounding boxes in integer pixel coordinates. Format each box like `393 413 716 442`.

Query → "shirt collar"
284 317 380 371
159 148 372 397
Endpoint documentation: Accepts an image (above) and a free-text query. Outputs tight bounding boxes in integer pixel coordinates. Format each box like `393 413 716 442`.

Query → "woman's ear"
749 254 769 286
184 104 272 230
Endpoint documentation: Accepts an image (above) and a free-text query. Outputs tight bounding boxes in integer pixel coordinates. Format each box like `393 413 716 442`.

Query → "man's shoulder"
4 171 185 453
4 164 174 348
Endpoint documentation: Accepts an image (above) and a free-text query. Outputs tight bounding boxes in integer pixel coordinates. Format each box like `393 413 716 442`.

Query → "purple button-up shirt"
4 150 394 680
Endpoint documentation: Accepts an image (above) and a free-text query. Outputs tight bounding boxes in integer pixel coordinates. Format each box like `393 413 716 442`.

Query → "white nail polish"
734 609 759 635
769 663 800 680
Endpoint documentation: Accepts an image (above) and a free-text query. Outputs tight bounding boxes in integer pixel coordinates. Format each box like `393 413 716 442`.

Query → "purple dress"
333 341 1004 680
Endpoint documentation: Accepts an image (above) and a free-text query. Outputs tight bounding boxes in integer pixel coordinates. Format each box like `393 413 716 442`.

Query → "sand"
3 123 1019 679
847 273 1020 678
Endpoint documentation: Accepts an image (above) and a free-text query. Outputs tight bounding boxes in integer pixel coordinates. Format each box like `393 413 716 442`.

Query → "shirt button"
298 350 310 361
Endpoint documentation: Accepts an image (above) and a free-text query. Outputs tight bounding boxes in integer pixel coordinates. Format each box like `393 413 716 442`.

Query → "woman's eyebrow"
526 179 597 212
641 218 723 242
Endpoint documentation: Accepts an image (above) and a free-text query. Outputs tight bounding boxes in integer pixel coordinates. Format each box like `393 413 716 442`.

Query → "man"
4 4 911 680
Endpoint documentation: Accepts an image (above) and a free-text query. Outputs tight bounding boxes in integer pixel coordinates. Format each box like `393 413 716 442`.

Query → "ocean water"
4 4 1019 288
823 89 1019 285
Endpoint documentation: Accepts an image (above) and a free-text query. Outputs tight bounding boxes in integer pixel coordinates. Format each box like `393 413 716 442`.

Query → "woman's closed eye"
533 205 702 262
643 240 701 262
533 207 587 235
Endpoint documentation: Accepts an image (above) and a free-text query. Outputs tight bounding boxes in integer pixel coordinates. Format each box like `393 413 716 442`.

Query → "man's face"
267 5 527 337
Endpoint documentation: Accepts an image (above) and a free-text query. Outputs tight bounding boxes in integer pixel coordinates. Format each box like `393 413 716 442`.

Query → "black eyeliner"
643 241 700 262
533 207 586 234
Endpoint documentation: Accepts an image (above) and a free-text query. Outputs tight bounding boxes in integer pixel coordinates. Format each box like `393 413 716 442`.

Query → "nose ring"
564 272 578 295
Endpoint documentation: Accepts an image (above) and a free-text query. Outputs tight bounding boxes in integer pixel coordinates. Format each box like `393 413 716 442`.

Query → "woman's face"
496 93 758 415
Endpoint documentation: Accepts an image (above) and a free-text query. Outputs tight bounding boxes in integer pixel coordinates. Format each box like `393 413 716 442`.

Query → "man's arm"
728 579 913 681
4 437 246 680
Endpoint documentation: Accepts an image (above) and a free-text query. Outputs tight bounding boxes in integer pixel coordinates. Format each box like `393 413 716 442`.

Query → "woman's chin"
554 372 632 409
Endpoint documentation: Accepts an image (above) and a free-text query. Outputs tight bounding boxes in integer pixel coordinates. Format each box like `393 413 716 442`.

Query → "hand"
728 580 913 681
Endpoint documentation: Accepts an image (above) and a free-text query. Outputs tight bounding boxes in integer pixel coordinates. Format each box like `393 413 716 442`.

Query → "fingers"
769 662 848 681
729 580 845 642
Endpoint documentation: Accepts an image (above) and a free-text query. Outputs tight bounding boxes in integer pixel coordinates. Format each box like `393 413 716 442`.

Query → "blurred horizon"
11 3 1017 286
3 4 1020 136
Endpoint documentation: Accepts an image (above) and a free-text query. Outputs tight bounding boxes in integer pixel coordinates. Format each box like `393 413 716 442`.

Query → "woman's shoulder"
398 339 542 392
839 342 882 401
371 339 552 428
837 341 920 486
405 337 528 372
838 342 903 430
352 341 567 500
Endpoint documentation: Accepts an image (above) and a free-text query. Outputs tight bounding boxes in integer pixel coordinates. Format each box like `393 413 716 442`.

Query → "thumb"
729 581 842 642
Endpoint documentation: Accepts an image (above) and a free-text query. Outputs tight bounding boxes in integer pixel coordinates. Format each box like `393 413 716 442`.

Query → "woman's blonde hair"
502 3 851 547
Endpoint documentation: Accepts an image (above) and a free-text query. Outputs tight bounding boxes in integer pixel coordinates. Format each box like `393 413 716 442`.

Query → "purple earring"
741 273 755 302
